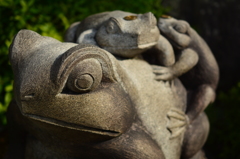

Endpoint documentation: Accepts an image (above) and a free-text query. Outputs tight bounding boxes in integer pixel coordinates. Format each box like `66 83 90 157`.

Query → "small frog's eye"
161 15 172 19
123 15 137 21
174 23 187 33
106 18 121 34
66 58 102 93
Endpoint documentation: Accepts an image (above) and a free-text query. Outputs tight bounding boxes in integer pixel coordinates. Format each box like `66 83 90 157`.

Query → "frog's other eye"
123 15 137 21
66 58 102 93
173 23 188 33
106 18 121 34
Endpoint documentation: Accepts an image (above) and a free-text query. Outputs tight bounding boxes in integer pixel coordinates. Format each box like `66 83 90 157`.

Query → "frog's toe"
154 73 175 81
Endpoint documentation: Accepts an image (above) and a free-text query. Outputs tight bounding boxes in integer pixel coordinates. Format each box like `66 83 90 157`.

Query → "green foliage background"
0 0 239 158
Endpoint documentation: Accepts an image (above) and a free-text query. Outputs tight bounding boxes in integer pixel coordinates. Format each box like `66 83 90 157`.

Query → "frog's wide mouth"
103 41 157 50
138 42 158 49
23 113 121 137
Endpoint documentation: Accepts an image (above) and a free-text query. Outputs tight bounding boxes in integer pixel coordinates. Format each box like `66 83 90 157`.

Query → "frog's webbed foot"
167 108 189 140
152 65 176 81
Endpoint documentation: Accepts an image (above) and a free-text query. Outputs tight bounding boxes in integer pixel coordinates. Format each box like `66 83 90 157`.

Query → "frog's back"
76 11 134 37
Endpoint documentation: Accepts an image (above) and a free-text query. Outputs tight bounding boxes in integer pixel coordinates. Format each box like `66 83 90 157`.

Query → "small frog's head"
95 12 160 57
158 16 191 49
66 11 160 58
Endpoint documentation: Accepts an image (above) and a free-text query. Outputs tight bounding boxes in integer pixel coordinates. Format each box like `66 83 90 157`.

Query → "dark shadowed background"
0 0 239 158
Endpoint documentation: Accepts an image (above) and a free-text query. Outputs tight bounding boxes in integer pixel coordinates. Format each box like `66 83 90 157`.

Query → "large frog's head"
158 16 191 49
65 11 160 58
9 30 135 142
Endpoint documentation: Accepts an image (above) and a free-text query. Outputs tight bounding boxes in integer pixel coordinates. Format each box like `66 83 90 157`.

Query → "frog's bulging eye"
66 58 102 93
73 74 94 90
161 15 172 19
123 15 137 21
174 24 187 33
107 21 115 33
106 19 121 34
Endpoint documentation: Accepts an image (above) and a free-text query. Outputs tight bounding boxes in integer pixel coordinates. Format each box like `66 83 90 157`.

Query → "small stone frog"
155 16 219 159
156 16 219 122
65 10 175 67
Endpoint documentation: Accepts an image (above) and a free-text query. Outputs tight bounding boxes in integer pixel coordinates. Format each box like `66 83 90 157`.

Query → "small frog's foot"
151 65 176 81
167 108 189 139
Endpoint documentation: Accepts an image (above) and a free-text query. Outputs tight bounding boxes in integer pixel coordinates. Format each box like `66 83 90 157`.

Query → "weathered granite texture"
6 11 219 159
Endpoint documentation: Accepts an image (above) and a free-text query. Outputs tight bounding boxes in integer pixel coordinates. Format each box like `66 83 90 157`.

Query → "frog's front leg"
153 35 175 67
152 48 198 81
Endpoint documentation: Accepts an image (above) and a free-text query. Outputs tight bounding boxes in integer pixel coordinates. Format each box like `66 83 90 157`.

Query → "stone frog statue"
65 10 218 127
6 29 209 159
155 16 219 122
64 10 175 67
63 11 218 159
155 16 219 159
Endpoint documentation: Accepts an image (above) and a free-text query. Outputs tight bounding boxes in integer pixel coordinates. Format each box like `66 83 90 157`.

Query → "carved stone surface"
6 11 219 159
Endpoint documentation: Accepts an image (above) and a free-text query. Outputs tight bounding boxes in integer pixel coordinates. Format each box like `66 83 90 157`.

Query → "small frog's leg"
151 65 175 81
181 112 209 159
186 84 215 122
64 21 81 42
152 49 198 80
152 48 198 81
76 29 98 45
154 35 175 67
171 48 199 77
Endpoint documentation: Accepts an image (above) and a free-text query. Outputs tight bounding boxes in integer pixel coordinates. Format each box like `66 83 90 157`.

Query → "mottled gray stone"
6 10 219 159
